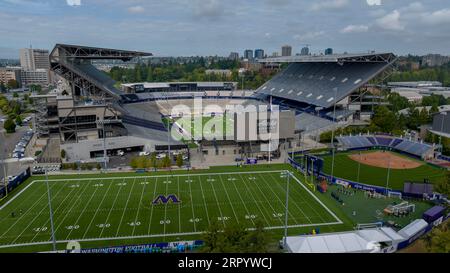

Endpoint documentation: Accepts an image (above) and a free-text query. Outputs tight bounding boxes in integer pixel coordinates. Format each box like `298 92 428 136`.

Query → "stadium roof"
50 44 151 99
255 52 396 108
51 44 152 61
261 52 396 64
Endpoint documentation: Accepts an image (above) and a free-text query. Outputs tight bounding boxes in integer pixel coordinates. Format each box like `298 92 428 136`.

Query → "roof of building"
261 52 396 64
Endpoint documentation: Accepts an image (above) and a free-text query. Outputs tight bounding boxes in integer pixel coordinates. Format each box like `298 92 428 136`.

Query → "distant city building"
301 47 310 56
271 52 280 57
20 69 49 86
281 45 292 57
229 52 239 60
20 48 50 70
254 49 265 60
244 49 253 60
325 48 333 55
422 54 450 67
0 67 21 86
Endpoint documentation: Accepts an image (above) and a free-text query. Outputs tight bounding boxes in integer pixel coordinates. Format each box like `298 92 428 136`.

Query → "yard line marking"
163 175 169 236
198 177 211 226
9 182 68 245
218 175 239 225
132 177 147 237
0 221 343 249
177 176 181 233
80 178 116 239
257 173 300 225
64 178 105 240
207 175 226 226
237 174 272 227
36 170 285 183
29 182 82 243
53 179 94 236
115 178 137 237
245 174 284 225
99 178 128 238
265 173 312 224
147 177 158 235
237 175 270 226
0 181 59 240
187 175 197 232
0 181 48 229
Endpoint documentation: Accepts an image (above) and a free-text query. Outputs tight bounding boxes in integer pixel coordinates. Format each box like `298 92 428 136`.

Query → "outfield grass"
0 165 347 252
318 151 448 190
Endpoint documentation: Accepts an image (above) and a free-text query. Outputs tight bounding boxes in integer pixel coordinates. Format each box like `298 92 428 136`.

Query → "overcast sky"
0 0 449 58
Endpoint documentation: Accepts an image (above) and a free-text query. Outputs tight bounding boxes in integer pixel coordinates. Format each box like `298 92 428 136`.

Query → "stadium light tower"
439 112 447 153
330 87 338 184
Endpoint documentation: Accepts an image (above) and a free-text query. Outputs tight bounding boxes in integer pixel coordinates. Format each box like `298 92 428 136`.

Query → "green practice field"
319 151 447 190
0 169 342 250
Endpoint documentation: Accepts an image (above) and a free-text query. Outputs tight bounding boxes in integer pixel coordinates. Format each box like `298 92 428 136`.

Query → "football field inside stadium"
0 170 342 249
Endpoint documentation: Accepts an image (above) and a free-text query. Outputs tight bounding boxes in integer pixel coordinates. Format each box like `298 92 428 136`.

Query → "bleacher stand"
336 135 434 159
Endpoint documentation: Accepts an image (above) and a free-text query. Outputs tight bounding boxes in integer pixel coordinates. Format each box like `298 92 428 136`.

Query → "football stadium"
0 44 448 254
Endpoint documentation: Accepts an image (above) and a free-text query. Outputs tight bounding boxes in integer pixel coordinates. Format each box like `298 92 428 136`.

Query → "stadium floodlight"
330 87 338 184
45 169 57 251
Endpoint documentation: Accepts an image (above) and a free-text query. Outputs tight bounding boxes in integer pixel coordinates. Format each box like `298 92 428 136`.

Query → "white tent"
285 227 404 253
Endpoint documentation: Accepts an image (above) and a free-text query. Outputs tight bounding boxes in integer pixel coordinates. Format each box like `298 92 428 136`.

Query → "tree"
201 221 223 253
61 149 66 159
12 92 18 98
176 154 183 168
3 118 16 133
371 106 397 132
7 79 19 89
163 154 171 168
243 220 270 253
434 172 450 196
15 115 22 126
0 82 6 92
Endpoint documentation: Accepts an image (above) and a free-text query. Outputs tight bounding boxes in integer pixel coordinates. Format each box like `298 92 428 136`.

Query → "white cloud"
376 10 404 31
293 31 325 41
311 0 349 11
422 8 450 25
128 6 145 14
66 0 81 7
340 24 369 33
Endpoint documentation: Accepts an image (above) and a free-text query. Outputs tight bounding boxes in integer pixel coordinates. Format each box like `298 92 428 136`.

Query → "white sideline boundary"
0 170 343 249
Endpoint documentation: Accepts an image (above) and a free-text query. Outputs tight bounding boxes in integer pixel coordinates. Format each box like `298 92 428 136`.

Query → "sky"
0 0 449 58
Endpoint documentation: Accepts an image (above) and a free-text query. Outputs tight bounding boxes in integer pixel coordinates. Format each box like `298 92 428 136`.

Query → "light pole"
330 87 338 184
283 171 290 249
438 112 447 153
45 169 57 252
385 155 391 195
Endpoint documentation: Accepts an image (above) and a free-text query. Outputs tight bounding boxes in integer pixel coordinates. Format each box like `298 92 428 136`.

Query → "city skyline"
0 0 449 58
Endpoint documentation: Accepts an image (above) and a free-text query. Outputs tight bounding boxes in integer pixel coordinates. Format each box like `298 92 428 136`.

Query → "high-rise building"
0 67 21 86
281 45 292 57
325 48 333 55
20 69 49 86
301 47 310 56
244 49 253 60
20 48 50 70
254 49 265 60
229 52 239 60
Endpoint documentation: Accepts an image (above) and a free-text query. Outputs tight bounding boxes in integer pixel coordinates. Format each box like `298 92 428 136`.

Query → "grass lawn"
316 151 448 190
0 164 352 252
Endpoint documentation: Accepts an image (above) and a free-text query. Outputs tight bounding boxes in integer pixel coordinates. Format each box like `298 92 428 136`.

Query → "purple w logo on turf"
152 194 181 205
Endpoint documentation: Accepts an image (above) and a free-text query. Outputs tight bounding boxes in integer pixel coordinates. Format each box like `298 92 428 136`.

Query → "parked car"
139 151 150 156
156 153 167 159
117 150 125 157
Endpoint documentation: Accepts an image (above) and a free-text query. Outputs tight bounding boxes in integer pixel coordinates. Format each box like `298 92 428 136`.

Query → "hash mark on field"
81 178 116 239
147 177 158 235
100 178 128 238
115 178 136 237
218 175 239 225
132 178 147 237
